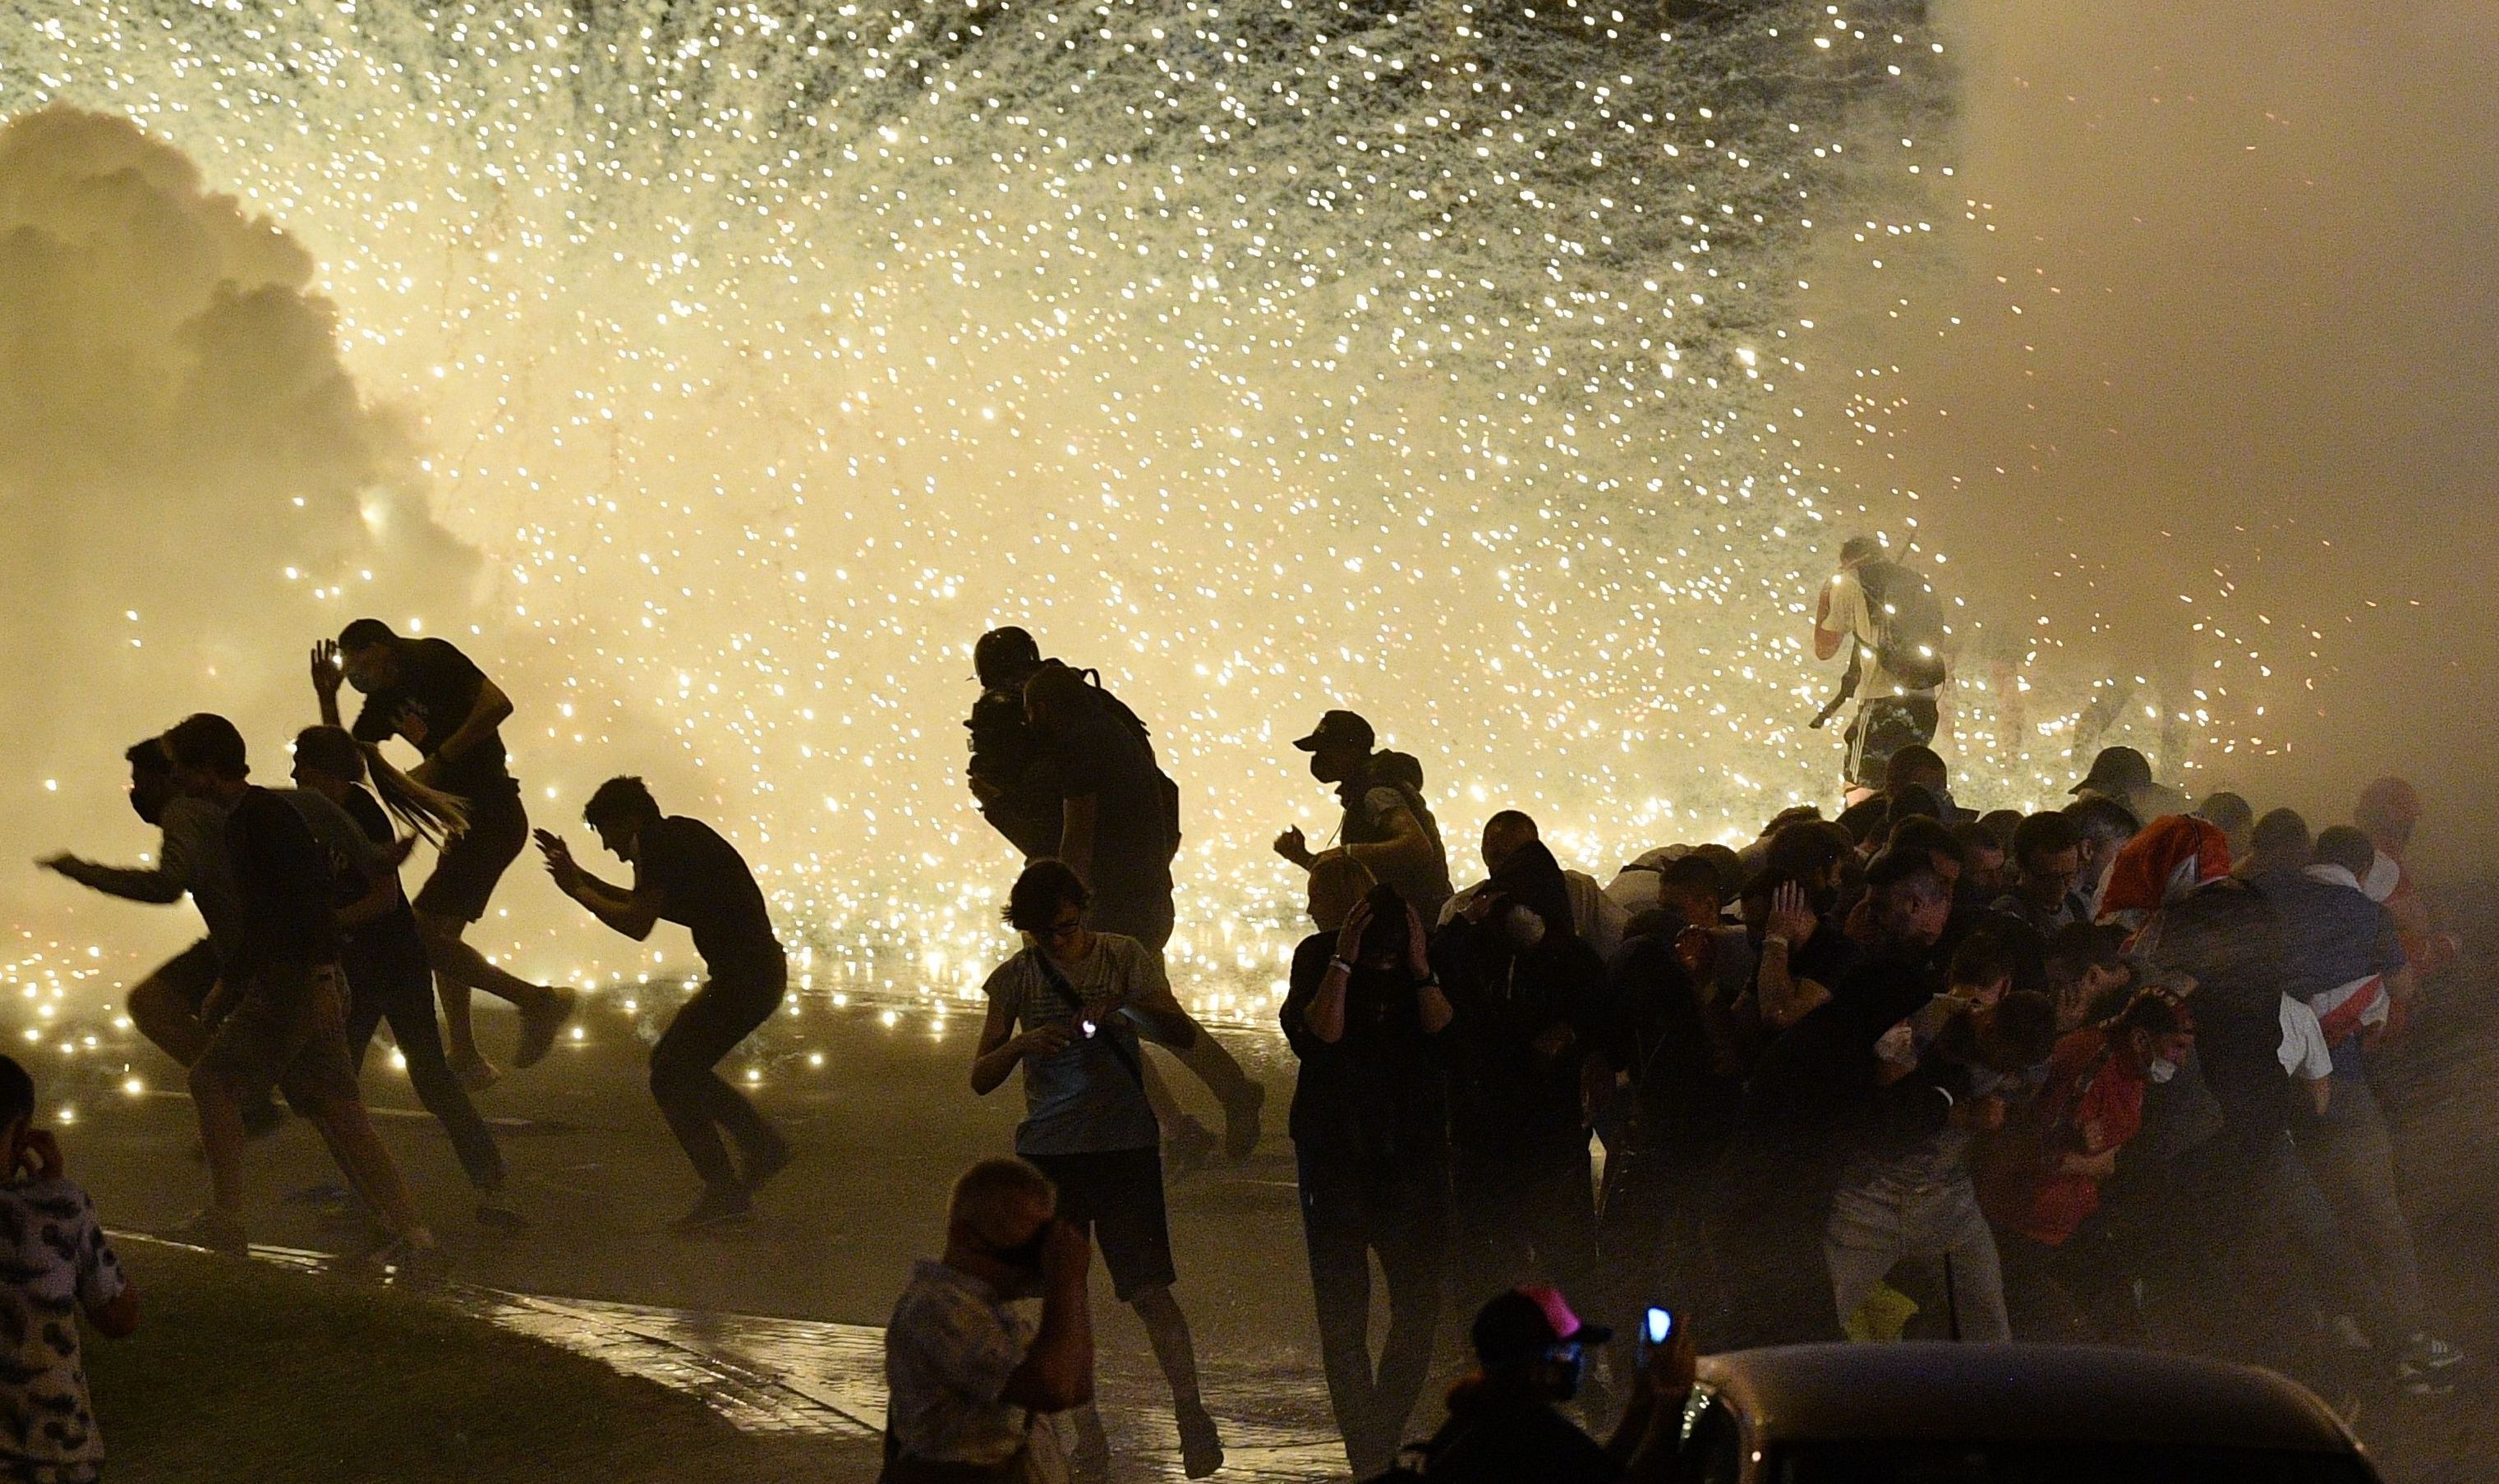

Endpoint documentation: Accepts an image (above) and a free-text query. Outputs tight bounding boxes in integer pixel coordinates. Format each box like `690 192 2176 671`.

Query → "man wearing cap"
1813 536 1950 794
1274 710 1455 924
2069 745 2187 825
1419 1284 1695 1484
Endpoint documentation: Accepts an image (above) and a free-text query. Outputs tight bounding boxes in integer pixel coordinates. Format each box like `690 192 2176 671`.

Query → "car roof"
1695 1344 2359 1453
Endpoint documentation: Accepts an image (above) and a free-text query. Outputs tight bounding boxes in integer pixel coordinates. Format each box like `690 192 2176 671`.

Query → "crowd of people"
897 592 2475 1484
0 573 2477 1484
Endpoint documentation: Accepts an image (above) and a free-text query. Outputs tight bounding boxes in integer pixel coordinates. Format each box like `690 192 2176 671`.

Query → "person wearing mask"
1981 988 2195 1339
884 1157 1093 1484
969 862 1222 1480
537 778 792 1230
1811 535 1950 794
156 714 444 1273
38 741 277 1133
1434 841 1619 1321
1022 659 1263 1163
1443 811 1631 961
289 726 519 1230
1416 1284 1696 1484
318 623 575 1089
1273 710 1454 924
1282 866 1452 1477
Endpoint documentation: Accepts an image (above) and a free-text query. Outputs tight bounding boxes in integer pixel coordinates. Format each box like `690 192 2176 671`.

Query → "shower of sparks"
0 0 2327 1075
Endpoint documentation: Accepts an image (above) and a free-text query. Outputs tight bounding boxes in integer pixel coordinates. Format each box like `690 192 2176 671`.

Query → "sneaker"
741 1137 793 1197
1222 1081 1266 1163
513 986 578 1070
475 1192 530 1233
452 1049 503 1092
368 1237 450 1289
163 1209 249 1258
2330 1314 2373 1353
669 1184 753 1234
2400 1332 2466 1373
1165 1114 1219 1174
1176 1396 1225 1479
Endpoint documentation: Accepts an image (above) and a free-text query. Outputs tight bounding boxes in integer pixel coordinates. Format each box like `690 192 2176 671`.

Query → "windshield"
1770 1442 2378 1484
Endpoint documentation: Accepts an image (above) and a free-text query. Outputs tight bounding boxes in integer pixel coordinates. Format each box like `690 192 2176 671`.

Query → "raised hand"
1332 898 1374 964
1766 881 1818 947
309 640 343 701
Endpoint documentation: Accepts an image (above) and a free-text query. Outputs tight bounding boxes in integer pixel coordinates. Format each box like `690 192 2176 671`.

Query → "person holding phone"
1282 865 1453 1477
971 861 1222 1481
1417 1284 1697 1484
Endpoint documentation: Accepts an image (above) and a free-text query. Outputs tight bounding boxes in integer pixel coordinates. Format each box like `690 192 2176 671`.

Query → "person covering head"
1294 709 1376 756
1469 1284 1613 1365
2095 816 2233 921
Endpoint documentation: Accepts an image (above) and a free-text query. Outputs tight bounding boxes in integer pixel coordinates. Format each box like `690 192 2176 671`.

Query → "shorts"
414 789 528 922
146 938 223 1012
1026 1146 1176 1301
196 963 362 1112
1846 693 1940 789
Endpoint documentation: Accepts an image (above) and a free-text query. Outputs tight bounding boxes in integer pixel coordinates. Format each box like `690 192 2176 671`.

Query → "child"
0 1054 139 1482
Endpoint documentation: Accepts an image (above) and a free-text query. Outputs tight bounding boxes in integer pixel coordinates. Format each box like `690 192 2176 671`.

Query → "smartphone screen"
1642 1307 1674 1348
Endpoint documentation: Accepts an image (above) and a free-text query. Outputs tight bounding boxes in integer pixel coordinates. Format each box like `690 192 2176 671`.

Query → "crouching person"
884 1157 1093 1483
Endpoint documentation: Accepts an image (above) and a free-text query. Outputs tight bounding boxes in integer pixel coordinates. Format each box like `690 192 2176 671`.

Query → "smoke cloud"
0 107 472 930
1808 0 2499 867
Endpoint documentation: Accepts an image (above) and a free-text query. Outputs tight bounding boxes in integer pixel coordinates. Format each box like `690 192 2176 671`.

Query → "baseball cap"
1470 1284 1612 1363
2070 745 2153 797
1292 709 1375 754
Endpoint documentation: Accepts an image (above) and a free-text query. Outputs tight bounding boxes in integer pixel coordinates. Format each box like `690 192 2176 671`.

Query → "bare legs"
416 912 575 1084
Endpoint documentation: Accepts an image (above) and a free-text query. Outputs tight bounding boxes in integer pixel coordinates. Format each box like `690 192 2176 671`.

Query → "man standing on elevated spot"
1274 709 1455 926
319 622 574 1089
537 778 791 1232
1812 535 1950 796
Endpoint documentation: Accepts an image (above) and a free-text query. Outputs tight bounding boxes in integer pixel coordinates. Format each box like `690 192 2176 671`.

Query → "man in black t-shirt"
320 621 575 1090
538 776 790 1230
157 714 442 1272
1019 655 1265 1165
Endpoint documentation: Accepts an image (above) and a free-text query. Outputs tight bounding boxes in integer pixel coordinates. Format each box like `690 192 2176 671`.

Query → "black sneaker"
513 986 578 1070
368 1237 450 1289
1176 1396 1225 1479
1165 1114 1219 1174
475 1192 530 1233
1222 1082 1266 1163
669 1184 753 1234
742 1137 793 1197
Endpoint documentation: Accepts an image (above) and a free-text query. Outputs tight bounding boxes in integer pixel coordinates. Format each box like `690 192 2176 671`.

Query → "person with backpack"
970 861 1225 1482
1273 710 1455 924
1812 535 1950 794
1019 657 1263 1164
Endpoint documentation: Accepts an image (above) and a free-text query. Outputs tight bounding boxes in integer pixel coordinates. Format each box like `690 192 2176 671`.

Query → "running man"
290 726 522 1231
317 622 574 1088
536 778 791 1231
156 714 444 1273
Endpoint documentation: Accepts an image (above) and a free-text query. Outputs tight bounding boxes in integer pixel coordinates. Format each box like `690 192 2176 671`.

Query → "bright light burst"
5 0 1972 1013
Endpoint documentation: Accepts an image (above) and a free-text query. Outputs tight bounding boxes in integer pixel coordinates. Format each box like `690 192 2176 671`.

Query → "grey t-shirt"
983 935 1168 1156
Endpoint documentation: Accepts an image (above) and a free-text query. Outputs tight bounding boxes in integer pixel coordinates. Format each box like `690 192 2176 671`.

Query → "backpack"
1857 559 1949 691
1083 671 1185 862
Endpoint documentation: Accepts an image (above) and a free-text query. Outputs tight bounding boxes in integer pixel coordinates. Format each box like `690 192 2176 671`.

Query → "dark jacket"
1434 843 1618 1155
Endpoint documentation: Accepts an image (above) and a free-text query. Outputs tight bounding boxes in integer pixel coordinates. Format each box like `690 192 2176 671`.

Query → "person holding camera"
971 861 1223 1481
1282 862 1454 1477
1416 1285 1698 1484
883 1156 1093 1484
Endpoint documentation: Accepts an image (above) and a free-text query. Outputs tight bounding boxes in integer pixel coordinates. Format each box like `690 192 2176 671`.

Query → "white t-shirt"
2276 996 2336 1082
1821 567 1932 698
